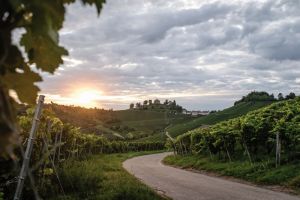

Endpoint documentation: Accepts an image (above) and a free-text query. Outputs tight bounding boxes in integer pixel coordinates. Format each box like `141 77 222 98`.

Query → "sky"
37 0 300 110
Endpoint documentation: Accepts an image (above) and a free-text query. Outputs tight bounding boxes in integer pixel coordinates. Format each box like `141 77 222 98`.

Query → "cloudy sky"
38 0 300 110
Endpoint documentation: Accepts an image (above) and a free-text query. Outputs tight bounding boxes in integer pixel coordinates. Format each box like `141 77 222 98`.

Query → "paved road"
123 152 300 200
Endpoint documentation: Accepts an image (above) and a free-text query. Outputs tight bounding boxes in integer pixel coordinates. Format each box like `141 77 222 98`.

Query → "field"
47 103 191 140
112 110 191 140
51 151 166 200
114 110 169 134
166 101 273 137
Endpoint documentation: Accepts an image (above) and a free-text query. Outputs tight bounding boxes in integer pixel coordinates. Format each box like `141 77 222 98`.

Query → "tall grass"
52 152 165 200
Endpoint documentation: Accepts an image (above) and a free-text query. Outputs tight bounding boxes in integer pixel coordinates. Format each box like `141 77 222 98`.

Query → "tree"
173 100 176 106
136 102 141 109
164 99 169 105
0 0 106 157
234 91 276 105
286 92 296 100
129 103 134 109
278 93 284 101
149 100 152 105
143 100 148 105
154 99 160 105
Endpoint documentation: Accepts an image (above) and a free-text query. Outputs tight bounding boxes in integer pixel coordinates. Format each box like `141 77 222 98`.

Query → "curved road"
123 152 300 200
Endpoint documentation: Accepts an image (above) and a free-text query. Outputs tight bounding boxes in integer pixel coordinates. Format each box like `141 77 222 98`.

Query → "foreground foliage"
0 0 106 158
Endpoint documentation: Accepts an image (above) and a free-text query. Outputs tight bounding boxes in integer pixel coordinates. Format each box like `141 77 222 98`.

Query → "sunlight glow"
71 89 102 107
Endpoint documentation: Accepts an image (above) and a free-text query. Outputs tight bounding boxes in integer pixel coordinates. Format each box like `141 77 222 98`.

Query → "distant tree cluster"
129 99 183 112
234 91 297 105
278 92 296 100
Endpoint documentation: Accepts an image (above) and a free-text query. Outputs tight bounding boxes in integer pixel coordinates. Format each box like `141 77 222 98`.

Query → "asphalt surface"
123 152 300 200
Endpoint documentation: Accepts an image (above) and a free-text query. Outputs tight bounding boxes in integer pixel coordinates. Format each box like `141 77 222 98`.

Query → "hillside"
112 110 169 139
45 103 190 140
43 92 281 140
166 101 274 137
165 98 300 191
112 110 190 140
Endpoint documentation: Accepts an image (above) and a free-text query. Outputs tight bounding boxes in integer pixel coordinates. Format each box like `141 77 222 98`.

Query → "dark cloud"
38 0 300 110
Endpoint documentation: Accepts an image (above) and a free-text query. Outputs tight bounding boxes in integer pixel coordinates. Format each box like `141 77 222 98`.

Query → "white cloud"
37 0 300 110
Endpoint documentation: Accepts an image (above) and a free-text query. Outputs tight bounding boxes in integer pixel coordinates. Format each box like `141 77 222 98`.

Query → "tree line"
130 99 183 112
234 91 296 105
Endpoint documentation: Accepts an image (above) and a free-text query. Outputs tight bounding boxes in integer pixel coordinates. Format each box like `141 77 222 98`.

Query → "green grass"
113 110 190 139
114 110 168 122
167 101 273 137
52 151 166 200
163 154 300 191
114 110 169 136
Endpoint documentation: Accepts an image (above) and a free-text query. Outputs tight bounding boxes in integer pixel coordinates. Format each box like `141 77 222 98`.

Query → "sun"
72 89 102 107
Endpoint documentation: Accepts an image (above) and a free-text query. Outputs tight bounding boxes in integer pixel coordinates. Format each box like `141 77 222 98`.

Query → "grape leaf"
2 65 42 103
21 29 68 73
81 0 106 15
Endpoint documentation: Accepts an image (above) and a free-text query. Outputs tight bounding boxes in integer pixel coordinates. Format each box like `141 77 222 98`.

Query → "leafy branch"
0 0 105 157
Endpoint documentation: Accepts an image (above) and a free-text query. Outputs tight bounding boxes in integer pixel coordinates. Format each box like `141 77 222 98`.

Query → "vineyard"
168 97 300 164
166 101 273 138
0 102 165 200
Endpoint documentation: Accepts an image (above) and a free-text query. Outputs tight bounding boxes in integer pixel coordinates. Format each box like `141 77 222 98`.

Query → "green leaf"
81 0 106 15
3 65 42 104
3 45 26 71
20 29 68 73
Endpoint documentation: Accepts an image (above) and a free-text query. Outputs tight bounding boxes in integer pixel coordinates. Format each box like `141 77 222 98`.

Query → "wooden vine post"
275 132 281 168
166 131 177 155
14 95 45 200
57 128 63 162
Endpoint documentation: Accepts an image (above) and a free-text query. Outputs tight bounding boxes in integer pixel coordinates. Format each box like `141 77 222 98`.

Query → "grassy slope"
114 110 168 122
114 110 190 140
163 154 300 192
167 101 273 137
54 151 166 200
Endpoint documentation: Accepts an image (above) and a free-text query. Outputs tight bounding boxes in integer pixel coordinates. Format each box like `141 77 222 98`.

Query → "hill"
167 98 300 191
166 101 274 138
43 91 287 141
44 103 190 140
111 110 191 140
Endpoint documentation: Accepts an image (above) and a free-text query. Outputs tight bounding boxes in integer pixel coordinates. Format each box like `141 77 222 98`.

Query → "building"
182 110 211 116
